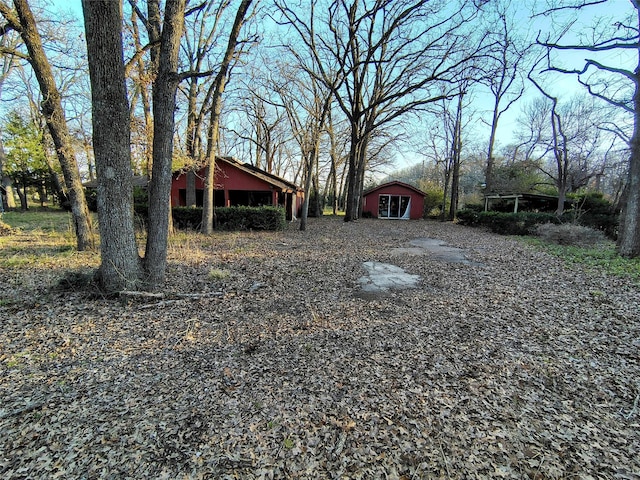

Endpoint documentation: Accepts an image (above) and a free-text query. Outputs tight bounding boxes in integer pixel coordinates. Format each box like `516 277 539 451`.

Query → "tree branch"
0 49 28 67
542 58 635 83
532 0 607 18
0 2 21 33
577 77 634 113
538 38 639 52
177 68 215 82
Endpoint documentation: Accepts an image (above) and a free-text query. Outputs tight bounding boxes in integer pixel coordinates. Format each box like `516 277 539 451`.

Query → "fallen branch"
175 292 223 298
624 393 639 420
137 292 225 309
119 290 165 299
139 300 182 310
121 291 223 306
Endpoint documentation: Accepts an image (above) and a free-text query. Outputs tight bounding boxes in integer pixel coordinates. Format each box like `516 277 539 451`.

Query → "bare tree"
323 106 348 214
0 0 94 250
179 1 225 207
535 0 639 256
232 85 289 174
127 4 155 175
201 0 254 234
511 89 605 215
276 0 489 222
482 0 529 193
275 61 333 230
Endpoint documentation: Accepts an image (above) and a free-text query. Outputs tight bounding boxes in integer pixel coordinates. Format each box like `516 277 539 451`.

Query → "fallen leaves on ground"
1 218 639 479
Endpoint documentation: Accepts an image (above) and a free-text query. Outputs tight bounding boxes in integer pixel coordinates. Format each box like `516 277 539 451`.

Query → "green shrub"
84 186 148 216
463 203 484 212
564 192 619 239
458 191 620 239
456 209 481 227
575 212 619 240
422 188 444 219
457 210 560 235
172 206 286 231
485 212 560 235
568 191 614 214
172 207 203 230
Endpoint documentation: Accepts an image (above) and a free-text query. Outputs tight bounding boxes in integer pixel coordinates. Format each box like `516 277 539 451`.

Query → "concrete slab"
357 238 481 296
391 238 482 266
358 261 421 293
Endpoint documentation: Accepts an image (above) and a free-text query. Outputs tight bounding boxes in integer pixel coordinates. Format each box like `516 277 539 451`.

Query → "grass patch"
2 208 76 233
524 237 640 282
208 268 230 281
0 210 99 271
322 206 345 216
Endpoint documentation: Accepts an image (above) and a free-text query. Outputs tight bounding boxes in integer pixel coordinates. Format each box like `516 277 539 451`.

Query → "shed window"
378 194 411 219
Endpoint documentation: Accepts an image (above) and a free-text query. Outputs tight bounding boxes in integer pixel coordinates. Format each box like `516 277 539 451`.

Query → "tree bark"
618 56 640 256
10 0 94 250
82 0 142 292
449 94 463 221
144 0 185 288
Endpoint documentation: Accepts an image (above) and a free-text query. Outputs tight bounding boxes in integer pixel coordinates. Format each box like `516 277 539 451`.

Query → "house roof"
218 157 302 193
174 156 302 193
363 180 427 197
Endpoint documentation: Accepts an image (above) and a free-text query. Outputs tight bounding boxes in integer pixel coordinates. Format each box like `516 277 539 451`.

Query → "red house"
362 181 426 220
171 157 303 220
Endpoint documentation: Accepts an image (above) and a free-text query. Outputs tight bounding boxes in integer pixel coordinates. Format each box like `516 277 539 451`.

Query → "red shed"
171 156 303 220
362 181 426 220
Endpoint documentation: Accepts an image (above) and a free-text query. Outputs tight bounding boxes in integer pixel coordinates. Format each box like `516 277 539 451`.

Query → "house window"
228 190 272 207
178 188 205 207
378 194 411 219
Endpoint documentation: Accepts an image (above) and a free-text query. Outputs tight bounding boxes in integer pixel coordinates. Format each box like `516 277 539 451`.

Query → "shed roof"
363 180 426 197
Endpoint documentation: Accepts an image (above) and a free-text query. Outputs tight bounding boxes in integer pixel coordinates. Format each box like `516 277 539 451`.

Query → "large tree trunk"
299 153 314 231
16 182 26 210
343 127 361 222
343 157 358 221
449 93 463 221
618 66 640 257
82 0 142 292
144 0 185 288
12 0 94 250
1 177 16 209
184 76 200 207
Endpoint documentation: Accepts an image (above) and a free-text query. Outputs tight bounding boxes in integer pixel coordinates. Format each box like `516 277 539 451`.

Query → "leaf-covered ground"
1 217 639 479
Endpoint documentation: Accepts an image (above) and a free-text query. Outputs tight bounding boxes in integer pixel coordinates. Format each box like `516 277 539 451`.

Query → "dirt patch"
1 217 639 478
